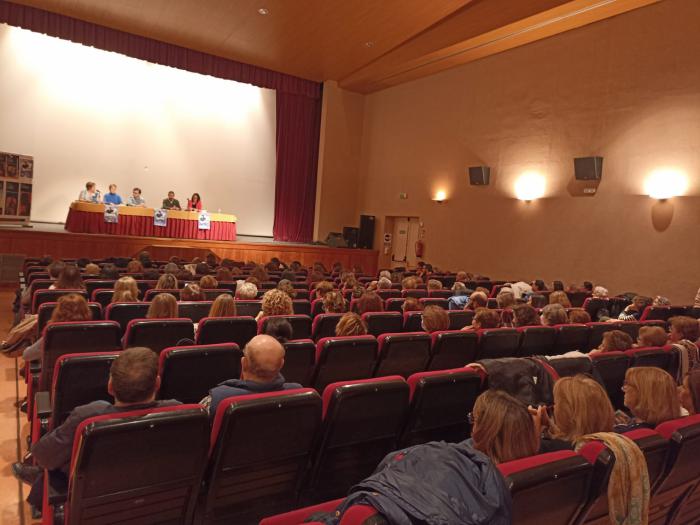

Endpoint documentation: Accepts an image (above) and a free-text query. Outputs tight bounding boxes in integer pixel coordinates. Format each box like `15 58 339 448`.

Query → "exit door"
391 217 420 267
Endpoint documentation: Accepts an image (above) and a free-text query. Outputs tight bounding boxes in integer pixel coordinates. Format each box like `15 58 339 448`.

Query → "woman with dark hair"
52 265 84 290
679 369 700 415
187 193 202 211
263 317 293 344
356 292 383 315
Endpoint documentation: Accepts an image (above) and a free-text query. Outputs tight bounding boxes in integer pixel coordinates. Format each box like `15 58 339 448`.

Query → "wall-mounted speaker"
358 215 375 249
574 157 603 180
342 226 359 248
469 166 490 185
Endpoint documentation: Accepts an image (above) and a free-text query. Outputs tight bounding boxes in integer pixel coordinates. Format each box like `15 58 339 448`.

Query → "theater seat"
282 340 316 386
259 314 313 340
373 332 431 378
384 298 405 312
38 302 102 333
546 356 593 378
553 324 590 354
43 405 209 525
158 343 242 403
640 306 672 322
362 312 402 337
377 289 401 300
292 299 312 316
419 298 449 308
310 298 325 318
517 326 557 357
478 328 520 359
625 346 674 375
259 499 368 525
586 322 621 351
311 313 344 341
85 279 117 298
233 299 262 317
447 310 474 330
427 290 452 299
590 352 629 410
32 289 88 314
623 428 670 493
400 367 481 447
201 288 234 300
178 301 214 323
203 389 322 523
498 451 593 525
104 302 150 333
575 440 615 525
195 316 257 349
311 336 377 393
122 318 195 353
143 288 181 301
401 289 427 299
305 377 409 502
428 330 479 371
617 321 641 341
91 289 115 308
402 311 423 332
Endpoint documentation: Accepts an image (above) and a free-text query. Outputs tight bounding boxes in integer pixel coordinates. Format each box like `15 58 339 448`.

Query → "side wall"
354 0 700 303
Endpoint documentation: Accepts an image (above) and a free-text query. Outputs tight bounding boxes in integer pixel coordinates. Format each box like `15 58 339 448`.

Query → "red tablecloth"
65 207 237 241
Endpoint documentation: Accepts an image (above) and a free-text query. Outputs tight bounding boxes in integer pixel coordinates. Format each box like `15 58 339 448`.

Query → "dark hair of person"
263 317 293 344
110 347 159 403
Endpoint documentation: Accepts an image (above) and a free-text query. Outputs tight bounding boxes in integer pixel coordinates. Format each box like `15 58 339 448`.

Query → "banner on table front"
198 210 210 230
104 205 118 223
154 208 167 227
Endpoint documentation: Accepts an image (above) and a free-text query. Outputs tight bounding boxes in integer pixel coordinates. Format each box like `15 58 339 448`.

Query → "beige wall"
314 81 365 241
347 0 700 303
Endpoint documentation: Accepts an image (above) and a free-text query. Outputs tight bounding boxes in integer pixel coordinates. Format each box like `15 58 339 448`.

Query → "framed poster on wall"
0 151 33 223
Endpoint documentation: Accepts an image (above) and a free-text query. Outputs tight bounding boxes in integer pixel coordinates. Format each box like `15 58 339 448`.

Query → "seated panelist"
187 192 202 211
162 191 181 210
103 184 123 205
78 181 100 203
127 187 146 207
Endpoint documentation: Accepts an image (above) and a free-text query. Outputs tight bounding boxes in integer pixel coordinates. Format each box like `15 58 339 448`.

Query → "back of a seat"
385 298 405 312
427 290 452 299
583 298 610 321
625 346 672 373
518 326 557 357
178 301 214 323
586 322 622 351
123 318 195 353
498 451 593 525
553 324 590 354
259 315 313 340
590 352 629 410
310 377 409 501
292 299 312 316
401 368 481 447
310 298 325 317
428 330 479 371
195 316 257 348
33 289 88 314
419 298 449 309
40 321 122 392
402 311 423 332
159 344 242 403
144 288 181 301
67 405 209 525
233 299 262 317
205 389 322 523
478 328 520 359
447 310 474 330
569 292 591 308
362 312 403 337
374 333 431 378
547 356 593 378
91 289 115 308
311 313 344 341
623 428 670 494
282 340 316 386
377 289 401 300
51 352 119 429
312 336 378 392
105 302 150 333
640 306 672 322
201 288 234 301
401 289 428 299
617 321 641 342
38 302 102 333
576 440 615 524
84 280 116 298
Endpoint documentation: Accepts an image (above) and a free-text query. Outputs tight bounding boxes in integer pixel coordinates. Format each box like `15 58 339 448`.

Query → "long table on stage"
65 202 237 241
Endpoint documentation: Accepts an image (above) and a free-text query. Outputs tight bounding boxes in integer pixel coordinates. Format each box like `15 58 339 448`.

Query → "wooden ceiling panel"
9 0 663 91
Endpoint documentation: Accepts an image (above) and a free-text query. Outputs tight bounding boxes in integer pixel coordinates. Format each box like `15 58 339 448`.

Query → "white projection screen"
0 25 277 236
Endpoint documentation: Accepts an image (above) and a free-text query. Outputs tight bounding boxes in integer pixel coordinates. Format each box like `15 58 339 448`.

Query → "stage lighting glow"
645 169 688 200
433 190 447 202
514 172 546 201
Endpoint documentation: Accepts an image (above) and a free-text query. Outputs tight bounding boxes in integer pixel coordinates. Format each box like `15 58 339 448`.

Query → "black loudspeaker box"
358 215 375 249
574 157 603 180
325 232 347 248
469 166 490 185
343 227 359 248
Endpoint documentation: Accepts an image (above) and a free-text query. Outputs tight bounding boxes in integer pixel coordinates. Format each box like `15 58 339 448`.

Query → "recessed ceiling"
9 0 662 92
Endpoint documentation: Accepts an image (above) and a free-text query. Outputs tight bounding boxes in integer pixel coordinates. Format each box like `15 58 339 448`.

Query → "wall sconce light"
514 172 546 201
433 190 447 204
645 169 687 200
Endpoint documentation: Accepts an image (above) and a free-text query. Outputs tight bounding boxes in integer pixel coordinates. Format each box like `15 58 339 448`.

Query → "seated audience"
181 283 205 301
615 367 681 432
99 263 119 280
314 280 334 300
589 330 633 355
377 277 392 290
531 279 547 292
509 281 533 299
678 368 700 415
142 268 160 281
652 295 671 307
356 292 383 315
528 294 548 308
552 280 565 291
215 267 233 282
636 326 668 348
402 297 423 312
512 304 541 327
540 303 568 326
592 286 609 299
199 275 218 289
465 291 488 311
146 293 178 319
470 390 540 464
427 279 443 291
13 347 178 515
201 335 301 416
112 276 139 302
208 294 236 318
496 289 515 327
84 263 101 276
401 276 418 290
618 296 653 321
235 281 258 299
335 312 368 337
455 271 469 283
462 307 500 331
126 259 143 274
263 318 293 344
22 294 92 361
668 316 700 378
155 273 177 290
421 305 449 333
52 265 84 290
323 291 346 313
256 289 293 321
567 308 591 324
549 291 572 308
276 279 297 299
163 262 180 275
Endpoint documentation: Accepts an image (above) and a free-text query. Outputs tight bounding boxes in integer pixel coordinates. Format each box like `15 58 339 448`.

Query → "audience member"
155 273 177 290
208 294 236 317
510 281 533 299
589 330 633 355
53 265 84 290
427 279 443 291
531 279 547 292
512 304 541 327
163 262 180 275
496 289 515 309
636 326 668 348
618 296 652 321
678 369 700 415
146 293 178 319
465 291 488 311
402 297 423 312
263 317 293 344
99 263 119 280
540 304 568 326
256 289 293 321
652 296 671 307
567 308 591 324
552 281 565 291
235 281 258 299
668 316 700 379
201 335 301 416
181 283 205 301
356 292 383 315
592 286 609 299
549 291 572 308
84 263 101 276
528 294 548 308
377 277 392 290
112 276 139 302
421 305 449 333
215 267 233 282
314 281 334 300
335 312 368 337
276 279 297 299
323 291 346 313
200 275 218 289
463 308 500 331
615 367 681 432
126 260 143 274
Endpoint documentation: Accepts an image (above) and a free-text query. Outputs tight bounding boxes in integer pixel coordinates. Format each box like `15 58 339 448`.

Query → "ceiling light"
258 8 269 15
514 172 546 201
645 168 688 200
433 190 447 203
364 41 375 48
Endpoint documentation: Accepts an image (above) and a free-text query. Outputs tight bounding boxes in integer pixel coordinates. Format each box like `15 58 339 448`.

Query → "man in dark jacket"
12 347 180 516
201 334 302 417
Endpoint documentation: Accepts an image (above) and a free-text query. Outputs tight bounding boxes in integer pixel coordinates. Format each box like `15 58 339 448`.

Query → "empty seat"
362 311 403 337
44 405 209 525
306 377 409 501
122 318 195 353
623 428 671 493
91 289 115 308
38 302 102 333
447 309 474 330
178 301 214 323
292 299 312 316
374 332 431 378
32 289 88 314
104 302 151 333
498 451 593 525
84 279 117 298
478 328 520 359
590 352 630 410
428 330 479 371
587 322 621 351
402 311 423 332
311 313 344 341
233 300 262 317
143 288 181 301
384 298 406 312
195 316 257 348
258 314 313 340
575 439 615 525
640 306 672 322
203 389 322 523
518 326 557 357
282 340 316 386
158 343 242 403
401 367 482 447
311 336 377 392
553 324 590 354
546 356 593 378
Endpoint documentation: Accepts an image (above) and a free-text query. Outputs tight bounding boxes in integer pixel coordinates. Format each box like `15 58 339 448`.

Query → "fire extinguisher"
415 239 425 258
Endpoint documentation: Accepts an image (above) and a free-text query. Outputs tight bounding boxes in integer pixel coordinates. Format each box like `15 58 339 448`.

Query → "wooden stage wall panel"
0 229 379 274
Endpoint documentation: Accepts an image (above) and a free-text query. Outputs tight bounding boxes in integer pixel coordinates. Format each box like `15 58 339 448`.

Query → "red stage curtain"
0 0 323 243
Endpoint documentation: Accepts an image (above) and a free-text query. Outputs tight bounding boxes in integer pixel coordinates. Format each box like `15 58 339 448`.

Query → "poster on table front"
0 181 4 215
19 156 33 179
104 205 119 223
0 153 5 177
19 184 32 216
5 155 18 177
4 182 18 216
198 210 210 230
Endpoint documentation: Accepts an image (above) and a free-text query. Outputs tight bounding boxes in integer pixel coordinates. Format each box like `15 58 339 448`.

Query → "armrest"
35 391 52 419
46 470 68 505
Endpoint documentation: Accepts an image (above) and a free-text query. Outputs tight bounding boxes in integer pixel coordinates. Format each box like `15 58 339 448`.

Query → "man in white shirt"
127 187 146 207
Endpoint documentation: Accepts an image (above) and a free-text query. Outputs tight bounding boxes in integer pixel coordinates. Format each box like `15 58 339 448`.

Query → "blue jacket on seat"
207 375 301 418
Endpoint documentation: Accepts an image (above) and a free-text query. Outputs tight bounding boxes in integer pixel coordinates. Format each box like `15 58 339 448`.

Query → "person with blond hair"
636 326 668 348
548 291 572 309
208 294 236 318
314 280 334 300
256 289 293 321
235 281 258 300
512 304 541 327
155 273 178 290
126 259 144 274
322 291 346 313
421 305 449 333
146 293 178 319
427 279 443 291
199 275 218 289
112 276 139 303
540 303 568 326
181 283 205 301
615 367 681 432
335 312 368 337
567 308 591 324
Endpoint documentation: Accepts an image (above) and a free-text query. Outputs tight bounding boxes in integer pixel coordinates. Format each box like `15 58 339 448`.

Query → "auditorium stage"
0 222 379 274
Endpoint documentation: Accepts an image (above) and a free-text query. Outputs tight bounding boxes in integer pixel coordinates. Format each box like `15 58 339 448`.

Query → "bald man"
201 335 302 418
